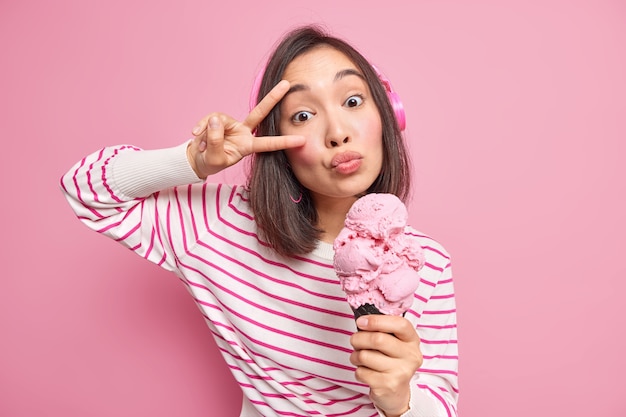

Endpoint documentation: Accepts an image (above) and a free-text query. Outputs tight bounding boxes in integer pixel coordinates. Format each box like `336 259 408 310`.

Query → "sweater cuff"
111 141 204 198
405 384 449 417
375 382 448 417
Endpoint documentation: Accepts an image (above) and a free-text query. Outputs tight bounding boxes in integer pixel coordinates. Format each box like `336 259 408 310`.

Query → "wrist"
377 388 411 417
186 141 207 180
382 405 409 417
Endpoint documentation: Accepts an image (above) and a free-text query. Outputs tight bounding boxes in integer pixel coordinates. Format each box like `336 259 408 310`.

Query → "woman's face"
278 46 384 206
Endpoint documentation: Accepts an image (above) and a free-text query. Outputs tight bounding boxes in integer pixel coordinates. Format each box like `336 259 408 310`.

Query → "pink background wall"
1 0 624 416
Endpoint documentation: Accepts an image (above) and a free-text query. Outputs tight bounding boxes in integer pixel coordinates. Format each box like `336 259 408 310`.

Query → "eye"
291 110 314 123
344 95 364 108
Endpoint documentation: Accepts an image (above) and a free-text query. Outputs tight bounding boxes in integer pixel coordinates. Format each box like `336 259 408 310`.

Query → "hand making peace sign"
186 80 305 179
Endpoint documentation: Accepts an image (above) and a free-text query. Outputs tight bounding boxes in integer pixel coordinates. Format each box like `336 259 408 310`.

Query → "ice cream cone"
351 303 406 321
334 194 424 321
351 303 384 319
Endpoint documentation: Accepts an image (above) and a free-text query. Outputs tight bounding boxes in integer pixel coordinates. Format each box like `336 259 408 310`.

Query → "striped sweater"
60 142 459 417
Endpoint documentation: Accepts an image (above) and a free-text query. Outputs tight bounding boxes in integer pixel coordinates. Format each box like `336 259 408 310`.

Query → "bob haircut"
247 25 412 257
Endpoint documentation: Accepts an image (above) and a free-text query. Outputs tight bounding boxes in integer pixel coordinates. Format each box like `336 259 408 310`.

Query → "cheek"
358 113 383 144
285 145 318 170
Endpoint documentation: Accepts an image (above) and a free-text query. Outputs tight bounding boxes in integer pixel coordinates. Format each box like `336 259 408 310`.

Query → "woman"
61 25 458 417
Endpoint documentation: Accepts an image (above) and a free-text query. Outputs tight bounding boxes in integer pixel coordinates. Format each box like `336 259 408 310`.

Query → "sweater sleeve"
59 141 204 272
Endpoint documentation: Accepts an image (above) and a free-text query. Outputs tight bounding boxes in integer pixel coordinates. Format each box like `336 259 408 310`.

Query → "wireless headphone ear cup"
371 65 406 131
387 90 406 131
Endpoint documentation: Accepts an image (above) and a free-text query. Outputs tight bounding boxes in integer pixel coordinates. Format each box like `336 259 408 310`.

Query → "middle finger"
243 80 290 130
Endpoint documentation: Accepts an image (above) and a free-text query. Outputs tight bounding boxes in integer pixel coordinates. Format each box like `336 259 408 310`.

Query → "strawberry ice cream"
333 193 425 317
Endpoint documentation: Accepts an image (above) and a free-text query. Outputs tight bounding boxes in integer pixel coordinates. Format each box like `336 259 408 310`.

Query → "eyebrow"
334 68 365 82
285 68 366 96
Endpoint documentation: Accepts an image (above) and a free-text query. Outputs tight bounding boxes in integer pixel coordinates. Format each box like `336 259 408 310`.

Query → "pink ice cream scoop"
333 193 425 317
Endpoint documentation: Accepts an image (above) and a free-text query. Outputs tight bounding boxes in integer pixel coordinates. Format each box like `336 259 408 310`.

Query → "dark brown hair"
247 25 412 257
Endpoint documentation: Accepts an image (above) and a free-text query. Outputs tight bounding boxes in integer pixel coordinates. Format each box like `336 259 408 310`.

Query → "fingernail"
209 116 219 129
192 125 202 135
356 317 368 328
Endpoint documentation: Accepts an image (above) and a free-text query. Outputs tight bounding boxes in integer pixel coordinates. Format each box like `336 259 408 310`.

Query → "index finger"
249 134 305 154
356 315 419 343
243 80 290 130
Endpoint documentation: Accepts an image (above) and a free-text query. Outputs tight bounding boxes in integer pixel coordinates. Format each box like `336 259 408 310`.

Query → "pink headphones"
249 61 406 131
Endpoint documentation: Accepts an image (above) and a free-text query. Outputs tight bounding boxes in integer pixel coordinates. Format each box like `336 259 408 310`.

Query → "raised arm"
59 80 305 270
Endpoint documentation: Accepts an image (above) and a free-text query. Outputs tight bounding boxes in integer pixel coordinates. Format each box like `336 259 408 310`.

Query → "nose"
329 137 349 147
325 112 351 148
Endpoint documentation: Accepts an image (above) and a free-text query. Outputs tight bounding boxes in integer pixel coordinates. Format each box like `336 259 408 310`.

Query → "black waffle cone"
351 303 407 320
351 303 384 319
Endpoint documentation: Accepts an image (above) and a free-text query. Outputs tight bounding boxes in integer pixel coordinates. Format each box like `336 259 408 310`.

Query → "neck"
314 196 358 243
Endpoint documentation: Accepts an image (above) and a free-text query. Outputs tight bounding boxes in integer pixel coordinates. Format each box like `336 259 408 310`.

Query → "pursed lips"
331 151 363 174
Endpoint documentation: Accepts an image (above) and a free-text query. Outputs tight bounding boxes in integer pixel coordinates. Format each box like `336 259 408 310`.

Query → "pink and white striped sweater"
60 142 459 417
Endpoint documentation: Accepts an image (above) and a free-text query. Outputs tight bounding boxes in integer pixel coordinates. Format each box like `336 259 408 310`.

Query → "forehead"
282 46 359 80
